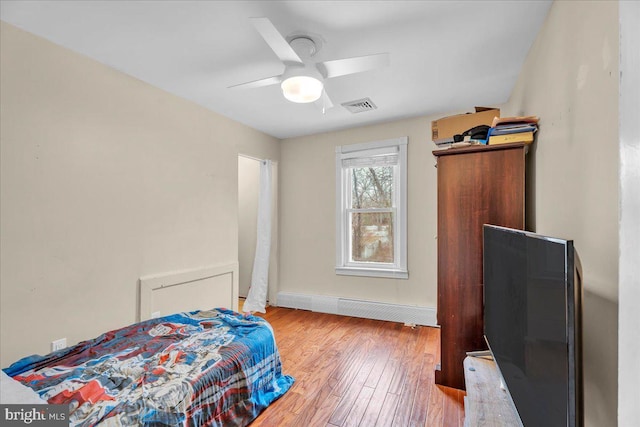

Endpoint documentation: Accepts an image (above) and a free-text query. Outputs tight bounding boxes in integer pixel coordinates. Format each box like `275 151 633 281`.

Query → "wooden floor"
247 304 465 427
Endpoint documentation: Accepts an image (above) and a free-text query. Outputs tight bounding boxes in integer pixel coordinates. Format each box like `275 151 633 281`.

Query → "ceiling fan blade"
317 53 390 79
228 75 282 90
250 17 303 65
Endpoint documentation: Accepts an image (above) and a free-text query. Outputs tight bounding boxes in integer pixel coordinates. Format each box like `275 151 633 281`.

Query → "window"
335 137 408 278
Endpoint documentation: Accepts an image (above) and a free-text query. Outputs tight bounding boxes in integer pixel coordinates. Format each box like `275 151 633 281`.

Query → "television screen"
483 225 583 427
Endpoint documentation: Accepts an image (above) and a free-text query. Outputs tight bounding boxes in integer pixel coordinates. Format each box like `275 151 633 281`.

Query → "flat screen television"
483 225 583 427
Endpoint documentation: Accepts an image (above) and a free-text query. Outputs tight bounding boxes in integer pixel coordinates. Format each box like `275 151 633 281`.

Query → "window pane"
350 212 394 263
350 166 393 209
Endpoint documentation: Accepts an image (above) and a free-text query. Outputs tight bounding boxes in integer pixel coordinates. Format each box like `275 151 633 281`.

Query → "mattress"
3 308 294 426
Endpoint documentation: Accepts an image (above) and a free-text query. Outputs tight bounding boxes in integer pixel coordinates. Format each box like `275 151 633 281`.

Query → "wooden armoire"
433 143 526 390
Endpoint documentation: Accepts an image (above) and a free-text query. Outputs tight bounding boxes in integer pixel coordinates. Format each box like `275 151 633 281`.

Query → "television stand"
463 354 522 427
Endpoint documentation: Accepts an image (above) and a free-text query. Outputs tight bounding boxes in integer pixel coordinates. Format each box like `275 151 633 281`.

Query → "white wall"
0 22 279 367
502 1 619 425
279 117 438 311
618 1 640 425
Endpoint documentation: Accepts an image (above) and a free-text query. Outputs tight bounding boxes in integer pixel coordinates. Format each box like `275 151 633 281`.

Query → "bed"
2 308 294 426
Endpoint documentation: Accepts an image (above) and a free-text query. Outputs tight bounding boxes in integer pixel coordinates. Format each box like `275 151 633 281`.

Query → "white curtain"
243 159 272 313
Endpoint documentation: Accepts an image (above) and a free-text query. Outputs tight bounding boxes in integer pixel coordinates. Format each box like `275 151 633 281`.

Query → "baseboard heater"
275 292 437 327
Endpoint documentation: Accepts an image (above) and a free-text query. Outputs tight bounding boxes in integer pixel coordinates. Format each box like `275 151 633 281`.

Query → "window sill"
335 267 409 279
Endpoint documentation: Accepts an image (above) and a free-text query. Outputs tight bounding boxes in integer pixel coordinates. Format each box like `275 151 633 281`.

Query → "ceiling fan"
229 17 390 111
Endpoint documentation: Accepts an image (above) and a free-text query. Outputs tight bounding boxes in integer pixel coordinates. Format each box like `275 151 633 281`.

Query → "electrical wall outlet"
151 311 161 319
51 338 67 352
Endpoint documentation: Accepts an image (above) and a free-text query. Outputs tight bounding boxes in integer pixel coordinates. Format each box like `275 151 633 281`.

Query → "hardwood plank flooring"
248 304 465 427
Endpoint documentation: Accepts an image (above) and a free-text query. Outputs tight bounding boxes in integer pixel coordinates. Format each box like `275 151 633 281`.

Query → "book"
489 124 538 135
488 131 535 145
491 115 539 127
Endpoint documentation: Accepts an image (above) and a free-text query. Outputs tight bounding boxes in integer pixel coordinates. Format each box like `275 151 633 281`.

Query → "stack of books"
487 116 539 145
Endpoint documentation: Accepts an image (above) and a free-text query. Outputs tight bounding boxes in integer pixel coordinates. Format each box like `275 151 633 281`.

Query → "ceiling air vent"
341 98 377 114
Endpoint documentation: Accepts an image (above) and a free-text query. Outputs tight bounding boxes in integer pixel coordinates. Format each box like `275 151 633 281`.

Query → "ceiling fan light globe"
281 76 323 103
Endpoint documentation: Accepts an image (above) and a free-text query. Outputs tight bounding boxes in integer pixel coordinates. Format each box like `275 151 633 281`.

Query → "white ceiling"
0 1 552 139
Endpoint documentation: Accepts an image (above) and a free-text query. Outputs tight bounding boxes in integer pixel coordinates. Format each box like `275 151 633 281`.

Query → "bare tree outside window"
349 166 394 263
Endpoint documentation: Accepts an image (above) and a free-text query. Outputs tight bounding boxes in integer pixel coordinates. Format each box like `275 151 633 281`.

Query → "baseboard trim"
275 292 437 327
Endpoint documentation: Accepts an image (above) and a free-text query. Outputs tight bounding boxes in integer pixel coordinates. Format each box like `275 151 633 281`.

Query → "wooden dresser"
433 143 526 390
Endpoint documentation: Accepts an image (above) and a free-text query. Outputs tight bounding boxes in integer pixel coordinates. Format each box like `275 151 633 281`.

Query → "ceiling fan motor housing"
289 36 317 58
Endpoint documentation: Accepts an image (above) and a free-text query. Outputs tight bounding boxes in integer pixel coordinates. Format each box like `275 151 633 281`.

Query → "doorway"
238 155 278 303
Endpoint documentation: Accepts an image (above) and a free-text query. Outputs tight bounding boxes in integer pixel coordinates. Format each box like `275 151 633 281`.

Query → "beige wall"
502 1 619 425
0 22 279 367
279 117 438 309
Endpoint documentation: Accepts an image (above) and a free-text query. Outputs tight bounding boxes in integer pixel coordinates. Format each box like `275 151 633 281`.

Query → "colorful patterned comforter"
3 308 294 426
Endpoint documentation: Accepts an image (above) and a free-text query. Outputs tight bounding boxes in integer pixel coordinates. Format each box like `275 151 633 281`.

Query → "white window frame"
335 137 408 279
